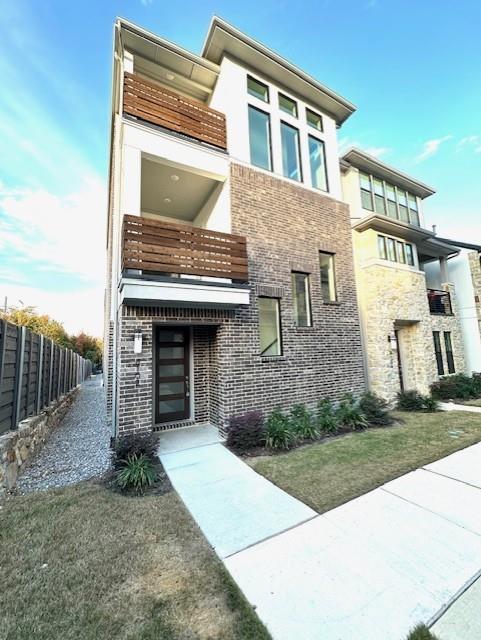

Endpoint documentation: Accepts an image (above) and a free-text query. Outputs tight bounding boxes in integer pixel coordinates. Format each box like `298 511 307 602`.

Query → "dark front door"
155 327 190 424
394 329 404 392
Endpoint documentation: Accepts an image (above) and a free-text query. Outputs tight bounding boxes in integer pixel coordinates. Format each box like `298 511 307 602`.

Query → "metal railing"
427 289 453 315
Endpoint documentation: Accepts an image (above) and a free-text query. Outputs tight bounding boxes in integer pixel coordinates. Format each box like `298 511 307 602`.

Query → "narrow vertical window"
386 184 398 219
408 194 420 226
433 332 444 375
444 332 455 373
247 76 269 102
360 173 373 210
396 241 406 264
405 243 415 266
309 136 328 191
258 298 282 356
373 178 386 215
281 122 302 181
378 235 387 260
397 189 409 222
292 272 312 327
248 106 272 171
387 238 397 262
319 252 337 302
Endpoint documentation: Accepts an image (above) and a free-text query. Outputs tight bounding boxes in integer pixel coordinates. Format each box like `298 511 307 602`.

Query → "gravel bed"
16 375 111 494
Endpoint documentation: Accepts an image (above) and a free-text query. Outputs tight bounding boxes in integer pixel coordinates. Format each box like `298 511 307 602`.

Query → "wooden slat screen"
123 72 227 150
122 215 248 282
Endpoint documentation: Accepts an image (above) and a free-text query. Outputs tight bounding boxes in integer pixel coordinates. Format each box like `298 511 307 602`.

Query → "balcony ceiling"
141 158 219 221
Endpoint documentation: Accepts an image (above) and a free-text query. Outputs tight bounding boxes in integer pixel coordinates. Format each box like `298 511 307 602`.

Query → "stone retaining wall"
0 386 79 494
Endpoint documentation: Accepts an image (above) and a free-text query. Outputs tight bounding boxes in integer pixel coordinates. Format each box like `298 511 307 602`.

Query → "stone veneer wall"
355 256 465 400
0 387 78 493
469 251 481 329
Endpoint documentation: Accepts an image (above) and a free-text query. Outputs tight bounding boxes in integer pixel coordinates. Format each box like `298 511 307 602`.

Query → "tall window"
397 190 409 222
309 136 328 191
319 252 337 301
387 238 397 262
360 173 373 210
258 298 282 356
373 178 386 215
247 76 269 102
248 106 272 171
378 235 387 260
281 122 302 181
408 195 420 226
433 331 444 375
405 243 415 266
444 332 455 373
292 272 312 327
386 184 397 218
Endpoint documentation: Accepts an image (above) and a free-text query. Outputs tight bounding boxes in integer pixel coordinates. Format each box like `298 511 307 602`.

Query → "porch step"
157 424 223 455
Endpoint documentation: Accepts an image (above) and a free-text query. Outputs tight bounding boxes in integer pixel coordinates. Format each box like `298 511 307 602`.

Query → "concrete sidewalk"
158 428 481 639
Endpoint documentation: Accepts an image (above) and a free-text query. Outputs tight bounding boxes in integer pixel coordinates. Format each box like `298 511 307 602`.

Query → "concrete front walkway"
158 428 481 640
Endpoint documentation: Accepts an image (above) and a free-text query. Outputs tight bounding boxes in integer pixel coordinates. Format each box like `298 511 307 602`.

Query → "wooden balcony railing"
427 289 453 315
123 72 227 150
122 215 248 282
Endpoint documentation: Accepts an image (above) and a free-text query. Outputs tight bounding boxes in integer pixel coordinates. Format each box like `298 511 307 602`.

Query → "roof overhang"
342 148 436 199
116 18 220 100
201 16 356 125
417 238 460 262
352 214 435 243
434 237 481 252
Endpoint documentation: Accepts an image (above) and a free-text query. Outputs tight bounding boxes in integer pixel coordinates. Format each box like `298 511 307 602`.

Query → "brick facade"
113 163 366 435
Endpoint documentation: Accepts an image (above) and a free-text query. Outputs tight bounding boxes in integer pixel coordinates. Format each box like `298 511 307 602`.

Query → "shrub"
422 395 439 412
359 392 393 427
397 390 426 411
431 374 481 400
289 404 319 440
406 624 439 640
112 433 159 469
116 453 157 493
265 408 296 450
226 410 265 451
336 393 368 431
316 398 340 435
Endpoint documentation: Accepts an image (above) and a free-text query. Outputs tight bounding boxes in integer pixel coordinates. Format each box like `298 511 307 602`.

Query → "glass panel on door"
155 327 190 424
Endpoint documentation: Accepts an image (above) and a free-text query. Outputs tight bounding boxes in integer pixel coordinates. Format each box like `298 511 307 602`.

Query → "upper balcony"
123 72 227 151
427 289 453 315
120 215 249 309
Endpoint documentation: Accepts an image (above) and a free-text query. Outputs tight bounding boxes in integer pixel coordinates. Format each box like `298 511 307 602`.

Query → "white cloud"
364 146 390 158
338 137 390 159
414 135 452 163
0 177 106 284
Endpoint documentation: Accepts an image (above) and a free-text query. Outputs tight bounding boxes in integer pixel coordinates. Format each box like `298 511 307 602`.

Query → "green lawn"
0 482 270 640
248 411 481 514
461 398 481 407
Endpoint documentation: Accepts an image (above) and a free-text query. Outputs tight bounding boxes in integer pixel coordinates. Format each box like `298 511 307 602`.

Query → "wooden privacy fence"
123 72 227 150
0 320 93 435
122 214 249 281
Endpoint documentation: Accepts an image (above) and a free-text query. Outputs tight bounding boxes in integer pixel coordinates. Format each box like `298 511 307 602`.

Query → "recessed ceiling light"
166 72 175 81
163 197 172 204
170 174 180 182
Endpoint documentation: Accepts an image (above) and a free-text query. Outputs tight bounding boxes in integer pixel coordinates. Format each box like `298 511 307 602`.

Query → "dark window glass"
433 332 444 375
247 76 269 102
405 243 414 266
308 135 328 191
396 241 406 264
444 332 455 373
386 184 398 218
258 298 282 356
319 252 337 301
373 179 386 215
360 173 373 210
387 238 396 262
279 93 298 116
292 272 312 327
248 106 272 171
306 108 323 131
281 122 302 181
378 235 387 260
408 194 419 225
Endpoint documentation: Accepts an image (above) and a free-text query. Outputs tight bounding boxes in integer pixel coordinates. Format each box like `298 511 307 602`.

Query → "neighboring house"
424 243 481 374
104 18 366 437
341 149 468 400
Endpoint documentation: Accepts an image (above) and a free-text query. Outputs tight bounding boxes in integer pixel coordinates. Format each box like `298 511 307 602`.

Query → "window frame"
247 75 269 103
319 251 338 302
308 134 329 192
444 331 456 374
280 120 303 182
306 108 323 132
258 297 283 357
360 172 374 211
378 234 416 267
433 331 445 376
358 172 421 227
278 92 298 117
291 272 312 327
248 104 273 172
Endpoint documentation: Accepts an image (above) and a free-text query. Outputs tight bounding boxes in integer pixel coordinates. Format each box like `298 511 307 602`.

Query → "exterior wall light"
134 331 143 354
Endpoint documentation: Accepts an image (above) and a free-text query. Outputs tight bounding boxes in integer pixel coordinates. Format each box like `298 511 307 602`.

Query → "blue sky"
1 0 480 334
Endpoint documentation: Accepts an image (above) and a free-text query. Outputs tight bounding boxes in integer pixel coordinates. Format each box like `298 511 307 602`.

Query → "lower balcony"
427 289 453 315
120 215 250 308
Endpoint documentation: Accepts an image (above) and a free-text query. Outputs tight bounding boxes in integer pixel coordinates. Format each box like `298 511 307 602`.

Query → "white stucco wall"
210 55 343 200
